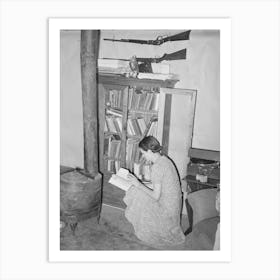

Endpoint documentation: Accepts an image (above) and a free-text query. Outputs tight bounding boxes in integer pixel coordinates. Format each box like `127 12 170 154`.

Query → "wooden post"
80 30 99 176
120 87 129 168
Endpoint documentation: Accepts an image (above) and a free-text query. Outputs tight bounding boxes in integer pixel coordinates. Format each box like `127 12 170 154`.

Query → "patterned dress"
123 155 185 249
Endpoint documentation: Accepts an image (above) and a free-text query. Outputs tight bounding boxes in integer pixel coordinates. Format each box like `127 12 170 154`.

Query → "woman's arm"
127 174 162 201
137 181 162 201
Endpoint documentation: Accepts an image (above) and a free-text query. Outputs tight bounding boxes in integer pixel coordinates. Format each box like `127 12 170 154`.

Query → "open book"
108 168 133 191
109 168 153 191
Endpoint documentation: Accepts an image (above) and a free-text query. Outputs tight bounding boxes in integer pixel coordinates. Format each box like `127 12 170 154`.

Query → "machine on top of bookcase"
98 74 197 183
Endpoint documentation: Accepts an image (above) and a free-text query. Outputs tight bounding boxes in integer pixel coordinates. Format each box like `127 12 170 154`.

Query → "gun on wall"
102 48 187 73
104 30 191 45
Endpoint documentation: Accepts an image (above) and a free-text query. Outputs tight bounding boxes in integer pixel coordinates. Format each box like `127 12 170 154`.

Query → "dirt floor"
60 204 156 250
60 204 190 250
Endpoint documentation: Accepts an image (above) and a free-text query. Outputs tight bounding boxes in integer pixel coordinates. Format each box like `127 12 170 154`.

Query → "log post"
80 30 100 176
60 31 102 229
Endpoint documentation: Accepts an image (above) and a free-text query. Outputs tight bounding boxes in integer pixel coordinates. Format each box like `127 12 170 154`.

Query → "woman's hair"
139 136 162 153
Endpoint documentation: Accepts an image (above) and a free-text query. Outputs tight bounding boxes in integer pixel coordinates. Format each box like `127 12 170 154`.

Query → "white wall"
60 29 220 168
60 31 84 167
169 30 220 150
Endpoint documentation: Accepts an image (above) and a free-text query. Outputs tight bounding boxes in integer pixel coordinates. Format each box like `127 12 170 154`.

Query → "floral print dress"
123 155 185 249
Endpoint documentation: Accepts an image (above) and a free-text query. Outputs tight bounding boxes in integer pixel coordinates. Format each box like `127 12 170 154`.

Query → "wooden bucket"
60 170 102 222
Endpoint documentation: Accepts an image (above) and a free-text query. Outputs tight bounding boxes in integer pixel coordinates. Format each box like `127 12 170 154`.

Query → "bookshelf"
98 74 197 182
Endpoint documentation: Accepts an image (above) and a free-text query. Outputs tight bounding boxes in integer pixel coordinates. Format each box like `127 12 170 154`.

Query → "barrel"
60 170 102 222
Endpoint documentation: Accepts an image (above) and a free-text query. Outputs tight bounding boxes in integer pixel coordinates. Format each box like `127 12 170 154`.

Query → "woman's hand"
126 173 141 188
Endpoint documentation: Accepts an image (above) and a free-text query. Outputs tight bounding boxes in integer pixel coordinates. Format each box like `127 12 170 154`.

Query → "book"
137 73 178 81
108 89 123 109
151 63 170 74
146 121 158 137
126 138 139 171
108 168 133 191
109 167 153 191
150 93 160 110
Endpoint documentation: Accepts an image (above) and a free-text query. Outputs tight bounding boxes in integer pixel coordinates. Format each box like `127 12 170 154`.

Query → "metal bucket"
60 170 102 224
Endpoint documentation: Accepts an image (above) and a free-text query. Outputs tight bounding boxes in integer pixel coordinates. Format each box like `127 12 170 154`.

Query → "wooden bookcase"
98 74 197 182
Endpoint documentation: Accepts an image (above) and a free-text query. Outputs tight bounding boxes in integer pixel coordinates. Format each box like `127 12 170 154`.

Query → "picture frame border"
1 1 279 279
49 17 231 262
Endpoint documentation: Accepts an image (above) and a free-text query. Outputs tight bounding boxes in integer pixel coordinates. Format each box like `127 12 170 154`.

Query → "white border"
49 18 231 262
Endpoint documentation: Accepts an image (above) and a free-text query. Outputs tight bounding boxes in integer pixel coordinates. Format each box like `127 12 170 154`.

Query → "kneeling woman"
124 136 185 249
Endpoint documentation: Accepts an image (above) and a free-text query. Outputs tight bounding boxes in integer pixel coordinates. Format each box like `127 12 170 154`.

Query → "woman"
123 136 185 249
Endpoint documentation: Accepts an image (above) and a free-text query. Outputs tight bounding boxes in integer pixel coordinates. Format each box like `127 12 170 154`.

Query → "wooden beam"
120 87 129 168
80 30 100 176
162 93 172 154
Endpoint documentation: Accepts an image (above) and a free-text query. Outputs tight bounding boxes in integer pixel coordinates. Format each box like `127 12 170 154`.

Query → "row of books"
107 159 121 174
127 118 148 137
126 138 141 171
104 115 122 134
106 107 157 125
104 114 158 138
128 89 160 111
104 136 141 164
104 135 121 160
107 89 124 109
106 88 160 112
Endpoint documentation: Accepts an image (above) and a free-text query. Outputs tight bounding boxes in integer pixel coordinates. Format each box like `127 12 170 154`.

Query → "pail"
60 170 102 222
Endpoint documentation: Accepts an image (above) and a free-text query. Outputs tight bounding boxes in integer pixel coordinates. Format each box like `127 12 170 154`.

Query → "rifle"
104 30 191 45
102 48 187 73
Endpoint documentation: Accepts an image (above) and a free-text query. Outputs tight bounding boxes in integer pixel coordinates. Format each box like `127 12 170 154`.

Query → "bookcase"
98 74 197 182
